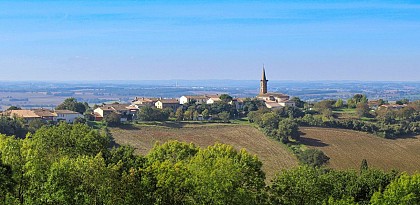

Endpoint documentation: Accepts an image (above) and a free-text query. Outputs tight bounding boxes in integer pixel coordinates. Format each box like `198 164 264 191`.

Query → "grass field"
300 127 420 173
110 122 298 181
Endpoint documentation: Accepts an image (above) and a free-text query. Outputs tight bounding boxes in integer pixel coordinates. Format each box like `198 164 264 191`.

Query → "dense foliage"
55 98 89 114
0 116 27 138
0 123 418 204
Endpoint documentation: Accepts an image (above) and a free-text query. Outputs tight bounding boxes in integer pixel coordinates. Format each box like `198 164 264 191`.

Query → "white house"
155 99 181 111
94 104 139 122
206 97 221 104
179 95 208 105
54 110 83 123
278 100 296 107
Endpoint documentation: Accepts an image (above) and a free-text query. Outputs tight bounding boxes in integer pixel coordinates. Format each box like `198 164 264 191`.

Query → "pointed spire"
261 64 267 81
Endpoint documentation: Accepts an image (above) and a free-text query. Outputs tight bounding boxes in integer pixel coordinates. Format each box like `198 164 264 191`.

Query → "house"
131 97 160 107
155 99 181 111
379 104 407 110
265 102 284 109
8 110 41 122
32 109 56 121
256 67 295 109
230 98 245 110
94 104 139 122
179 95 208 105
279 100 296 107
206 95 222 104
368 100 384 110
54 110 83 123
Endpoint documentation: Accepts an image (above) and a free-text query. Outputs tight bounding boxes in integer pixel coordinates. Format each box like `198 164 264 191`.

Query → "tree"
334 99 344 108
183 110 193 121
56 98 88 114
268 166 332 205
104 112 121 127
278 118 300 141
314 100 334 118
297 149 330 167
348 94 368 108
0 153 16 203
218 111 230 123
360 159 369 172
356 102 370 118
188 143 265 204
201 109 209 120
6 106 21 111
396 98 409 105
193 111 199 121
290 97 304 108
28 118 46 133
370 173 420 205
137 106 169 121
175 107 184 121
0 116 27 138
219 94 233 103
42 154 122 205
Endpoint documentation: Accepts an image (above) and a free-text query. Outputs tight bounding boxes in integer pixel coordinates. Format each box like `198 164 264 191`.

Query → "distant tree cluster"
55 98 89 114
137 106 170 121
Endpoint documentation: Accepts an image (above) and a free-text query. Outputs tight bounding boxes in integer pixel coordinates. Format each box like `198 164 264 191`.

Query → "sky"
0 0 419 81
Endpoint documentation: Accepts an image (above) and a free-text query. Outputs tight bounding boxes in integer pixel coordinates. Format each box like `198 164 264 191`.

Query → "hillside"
300 127 420 173
110 122 299 181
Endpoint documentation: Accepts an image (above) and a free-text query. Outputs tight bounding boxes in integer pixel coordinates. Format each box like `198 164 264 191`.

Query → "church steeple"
260 65 268 94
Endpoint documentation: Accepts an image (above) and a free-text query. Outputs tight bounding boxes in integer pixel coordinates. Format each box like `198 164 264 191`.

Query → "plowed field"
300 127 420 173
110 123 298 181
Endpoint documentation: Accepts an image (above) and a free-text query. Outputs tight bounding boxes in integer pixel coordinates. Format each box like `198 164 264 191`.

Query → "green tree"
175 107 184 121
27 118 46 133
219 94 233 103
218 111 230 123
297 149 330 167
314 100 334 118
42 154 121 205
370 173 420 205
193 111 199 121
0 155 14 203
360 159 369 173
268 166 332 205
348 94 368 108
278 118 300 142
183 110 193 121
56 98 88 114
137 106 169 121
201 109 209 120
356 102 370 118
334 98 344 108
396 98 409 105
104 112 121 127
261 112 279 131
290 97 305 108
6 106 21 111
146 141 198 164
0 116 27 138
188 143 265 204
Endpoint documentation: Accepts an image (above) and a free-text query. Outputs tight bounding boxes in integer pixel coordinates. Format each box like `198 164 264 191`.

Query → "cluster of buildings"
1 68 296 123
92 68 295 121
1 109 82 123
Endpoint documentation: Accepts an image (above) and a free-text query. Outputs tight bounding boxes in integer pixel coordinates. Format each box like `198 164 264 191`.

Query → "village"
0 68 410 125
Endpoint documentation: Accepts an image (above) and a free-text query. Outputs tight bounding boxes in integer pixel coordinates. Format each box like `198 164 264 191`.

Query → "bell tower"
260 66 268 94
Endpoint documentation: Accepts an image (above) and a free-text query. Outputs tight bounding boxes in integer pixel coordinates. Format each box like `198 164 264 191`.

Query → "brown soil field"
110 123 298 181
300 127 420 173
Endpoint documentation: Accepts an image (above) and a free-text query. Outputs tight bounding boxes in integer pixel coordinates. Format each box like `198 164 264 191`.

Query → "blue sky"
1 0 419 81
